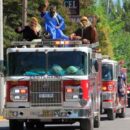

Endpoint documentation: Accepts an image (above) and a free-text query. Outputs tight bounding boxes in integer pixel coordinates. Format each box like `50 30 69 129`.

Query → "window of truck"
102 64 113 80
47 51 87 76
7 51 87 76
8 52 46 76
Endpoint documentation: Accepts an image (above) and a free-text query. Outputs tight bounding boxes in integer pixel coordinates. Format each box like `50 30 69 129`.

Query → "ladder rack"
9 39 99 48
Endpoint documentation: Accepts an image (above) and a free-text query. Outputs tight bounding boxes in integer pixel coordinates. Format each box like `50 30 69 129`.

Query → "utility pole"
0 0 4 115
0 1 3 58
22 0 28 27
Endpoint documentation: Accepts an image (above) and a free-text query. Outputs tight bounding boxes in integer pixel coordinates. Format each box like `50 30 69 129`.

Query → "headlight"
127 90 130 94
102 86 107 91
10 86 28 102
65 86 82 101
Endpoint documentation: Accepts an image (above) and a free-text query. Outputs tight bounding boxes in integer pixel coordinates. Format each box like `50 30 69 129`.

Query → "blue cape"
41 12 69 40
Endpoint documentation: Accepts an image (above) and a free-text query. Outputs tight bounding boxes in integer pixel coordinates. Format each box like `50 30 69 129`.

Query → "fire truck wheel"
80 118 94 130
25 122 34 130
9 119 24 130
119 108 125 118
94 115 100 128
107 109 116 120
128 99 130 107
36 122 45 130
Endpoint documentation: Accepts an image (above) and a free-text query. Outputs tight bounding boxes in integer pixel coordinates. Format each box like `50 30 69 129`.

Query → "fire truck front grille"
30 80 62 107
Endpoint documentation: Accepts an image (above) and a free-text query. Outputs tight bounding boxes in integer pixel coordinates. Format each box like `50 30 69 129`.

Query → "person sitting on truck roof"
38 1 69 40
15 17 41 41
70 16 98 44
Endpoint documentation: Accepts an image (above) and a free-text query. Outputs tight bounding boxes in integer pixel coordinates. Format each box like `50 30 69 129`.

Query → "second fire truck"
101 58 127 120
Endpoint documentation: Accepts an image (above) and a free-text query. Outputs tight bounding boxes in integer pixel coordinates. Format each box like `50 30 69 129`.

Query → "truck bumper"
102 102 113 109
102 92 115 109
3 107 92 120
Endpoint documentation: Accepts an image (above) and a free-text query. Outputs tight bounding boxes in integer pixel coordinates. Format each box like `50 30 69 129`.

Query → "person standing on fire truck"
117 75 126 106
70 16 98 44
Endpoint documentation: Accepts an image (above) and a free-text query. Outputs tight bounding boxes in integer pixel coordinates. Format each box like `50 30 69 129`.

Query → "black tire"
128 98 130 107
94 114 100 128
9 119 24 130
36 122 45 130
100 101 103 114
119 108 125 118
25 122 34 130
80 118 94 130
107 109 115 120
100 94 103 114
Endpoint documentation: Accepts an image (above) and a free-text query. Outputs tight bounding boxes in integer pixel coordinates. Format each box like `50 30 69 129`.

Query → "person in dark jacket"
70 16 98 44
15 17 41 41
117 75 126 106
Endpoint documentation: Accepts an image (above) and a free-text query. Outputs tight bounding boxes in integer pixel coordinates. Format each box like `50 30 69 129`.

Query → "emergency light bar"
10 39 99 48
10 39 81 47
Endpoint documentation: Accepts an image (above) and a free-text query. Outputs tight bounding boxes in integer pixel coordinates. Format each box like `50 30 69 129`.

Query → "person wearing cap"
15 17 41 41
38 0 69 40
70 16 98 44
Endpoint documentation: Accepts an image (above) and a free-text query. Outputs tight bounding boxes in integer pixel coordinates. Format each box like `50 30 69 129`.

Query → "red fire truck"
2 40 101 130
101 58 127 120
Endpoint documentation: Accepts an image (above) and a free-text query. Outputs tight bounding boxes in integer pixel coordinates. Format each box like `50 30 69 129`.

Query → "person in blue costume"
38 0 69 40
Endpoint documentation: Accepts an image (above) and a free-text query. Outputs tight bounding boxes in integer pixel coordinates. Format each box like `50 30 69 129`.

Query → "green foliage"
3 0 21 46
4 25 20 47
85 2 114 58
88 0 130 82
107 0 130 82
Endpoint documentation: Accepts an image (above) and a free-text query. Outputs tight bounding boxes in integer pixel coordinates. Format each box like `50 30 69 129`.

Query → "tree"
3 0 22 46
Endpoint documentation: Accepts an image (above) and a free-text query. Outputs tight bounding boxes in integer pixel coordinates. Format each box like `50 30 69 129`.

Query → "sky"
113 0 123 7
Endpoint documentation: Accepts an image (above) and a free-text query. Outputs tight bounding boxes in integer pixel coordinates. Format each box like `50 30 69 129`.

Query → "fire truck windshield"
8 52 46 76
102 64 113 80
8 51 87 76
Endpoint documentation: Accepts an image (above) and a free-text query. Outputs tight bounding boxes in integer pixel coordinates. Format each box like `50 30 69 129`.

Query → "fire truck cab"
2 40 101 130
101 58 127 120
